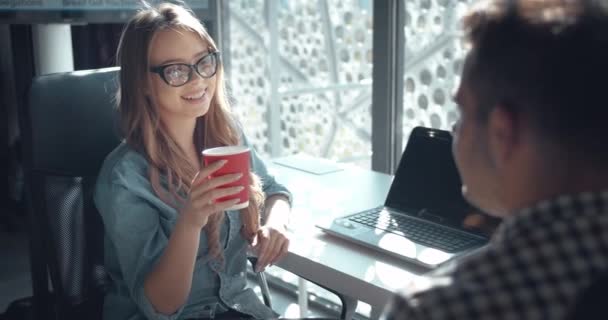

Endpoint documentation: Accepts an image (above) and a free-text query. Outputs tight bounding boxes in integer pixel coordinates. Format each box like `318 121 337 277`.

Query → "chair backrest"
22 67 121 320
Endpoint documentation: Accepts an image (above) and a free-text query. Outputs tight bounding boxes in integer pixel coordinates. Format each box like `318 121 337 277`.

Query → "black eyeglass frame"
149 51 221 87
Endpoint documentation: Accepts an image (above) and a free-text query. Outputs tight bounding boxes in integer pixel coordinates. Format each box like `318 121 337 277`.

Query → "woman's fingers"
253 230 270 271
191 160 227 187
190 172 242 199
274 238 290 263
259 238 280 270
180 197 239 229
254 228 290 272
192 185 244 210
208 198 241 214
190 171 200 186
266 235 289 267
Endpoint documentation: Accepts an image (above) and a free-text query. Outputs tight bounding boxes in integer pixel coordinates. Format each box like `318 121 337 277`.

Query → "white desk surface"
267 157 430 310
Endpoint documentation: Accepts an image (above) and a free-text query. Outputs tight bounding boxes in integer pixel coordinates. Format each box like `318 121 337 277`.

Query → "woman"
94 3 291 319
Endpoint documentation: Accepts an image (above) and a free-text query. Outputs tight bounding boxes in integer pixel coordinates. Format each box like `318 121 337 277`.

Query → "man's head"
453 0 608 216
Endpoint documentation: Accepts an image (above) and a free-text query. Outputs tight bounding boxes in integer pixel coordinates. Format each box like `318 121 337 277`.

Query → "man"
382 0 608 319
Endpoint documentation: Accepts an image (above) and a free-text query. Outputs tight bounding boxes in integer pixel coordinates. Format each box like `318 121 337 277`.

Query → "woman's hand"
251 225 290 272
179 160 244 229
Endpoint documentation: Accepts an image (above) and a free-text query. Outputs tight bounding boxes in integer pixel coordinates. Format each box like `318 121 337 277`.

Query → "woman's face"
147 29 217 122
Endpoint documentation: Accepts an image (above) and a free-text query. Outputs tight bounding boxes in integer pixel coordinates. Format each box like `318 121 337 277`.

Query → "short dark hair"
462 0 608 159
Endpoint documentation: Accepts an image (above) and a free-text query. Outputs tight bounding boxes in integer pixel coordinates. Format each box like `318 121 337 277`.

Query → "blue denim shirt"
94 137 291 320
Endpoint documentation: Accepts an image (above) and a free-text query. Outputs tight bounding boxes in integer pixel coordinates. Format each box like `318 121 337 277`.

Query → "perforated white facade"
228 0 473 164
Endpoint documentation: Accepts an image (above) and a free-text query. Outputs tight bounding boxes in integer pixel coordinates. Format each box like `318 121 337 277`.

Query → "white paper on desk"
273 154 343 175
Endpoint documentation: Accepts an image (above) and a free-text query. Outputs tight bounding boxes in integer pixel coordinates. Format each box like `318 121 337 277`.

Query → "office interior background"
1 0 472 318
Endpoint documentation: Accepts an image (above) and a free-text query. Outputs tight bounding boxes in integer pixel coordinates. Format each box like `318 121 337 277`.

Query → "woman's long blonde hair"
116 2 263 261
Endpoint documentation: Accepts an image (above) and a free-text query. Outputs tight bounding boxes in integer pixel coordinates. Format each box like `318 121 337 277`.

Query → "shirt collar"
492 190 608 243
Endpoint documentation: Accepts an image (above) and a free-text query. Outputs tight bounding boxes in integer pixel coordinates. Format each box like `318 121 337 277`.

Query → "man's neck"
504 159 608 214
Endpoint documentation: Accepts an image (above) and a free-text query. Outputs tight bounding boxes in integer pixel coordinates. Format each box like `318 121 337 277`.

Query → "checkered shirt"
382 191 608 320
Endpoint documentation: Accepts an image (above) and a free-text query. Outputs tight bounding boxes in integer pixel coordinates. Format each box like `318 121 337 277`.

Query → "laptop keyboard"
348 208 485 253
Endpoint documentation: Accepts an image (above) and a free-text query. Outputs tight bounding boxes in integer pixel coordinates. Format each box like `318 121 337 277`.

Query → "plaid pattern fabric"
382 191 608 320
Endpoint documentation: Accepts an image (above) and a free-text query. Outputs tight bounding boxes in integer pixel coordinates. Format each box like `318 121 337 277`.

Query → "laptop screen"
385 127 501 237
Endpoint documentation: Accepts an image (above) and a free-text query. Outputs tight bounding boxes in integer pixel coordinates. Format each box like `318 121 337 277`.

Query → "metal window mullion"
318 0 341 157
217 0 231 80
371 0 405 174
266 0 282 158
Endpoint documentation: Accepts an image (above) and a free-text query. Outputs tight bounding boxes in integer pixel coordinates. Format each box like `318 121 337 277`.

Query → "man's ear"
487 105 518 169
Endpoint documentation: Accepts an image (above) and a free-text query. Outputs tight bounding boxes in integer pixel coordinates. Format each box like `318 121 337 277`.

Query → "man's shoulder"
387 208 608 320
385 246 506 319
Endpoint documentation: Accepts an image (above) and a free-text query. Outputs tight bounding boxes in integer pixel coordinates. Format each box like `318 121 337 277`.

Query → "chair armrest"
247 257 273 309
248 257 355 320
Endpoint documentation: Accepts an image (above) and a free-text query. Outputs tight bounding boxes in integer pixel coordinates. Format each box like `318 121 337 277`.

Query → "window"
226 1 375 316
225 0 475 317
402 0 472 148
227 0 374 168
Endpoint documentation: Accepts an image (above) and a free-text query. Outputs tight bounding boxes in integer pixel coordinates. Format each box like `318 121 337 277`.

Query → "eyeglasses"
149 51 220 87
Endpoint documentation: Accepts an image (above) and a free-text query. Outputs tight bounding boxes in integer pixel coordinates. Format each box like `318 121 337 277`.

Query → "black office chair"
16 67 120 320
11 67 284 320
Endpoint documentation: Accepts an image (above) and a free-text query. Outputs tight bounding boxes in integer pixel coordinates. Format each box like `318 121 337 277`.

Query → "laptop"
316 126 501 268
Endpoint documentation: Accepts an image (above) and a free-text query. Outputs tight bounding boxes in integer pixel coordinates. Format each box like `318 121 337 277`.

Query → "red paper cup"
202 146 251 211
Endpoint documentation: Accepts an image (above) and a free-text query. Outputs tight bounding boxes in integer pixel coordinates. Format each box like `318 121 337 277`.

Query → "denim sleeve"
95 179 185 320
241 133 293 206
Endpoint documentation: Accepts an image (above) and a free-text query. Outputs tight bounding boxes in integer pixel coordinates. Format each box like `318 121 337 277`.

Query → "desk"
266 157 430 319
